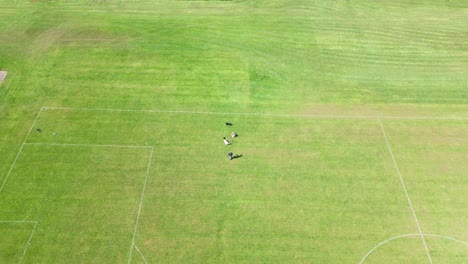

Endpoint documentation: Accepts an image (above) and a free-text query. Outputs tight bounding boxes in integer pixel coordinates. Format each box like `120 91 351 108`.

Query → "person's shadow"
232 154 243 159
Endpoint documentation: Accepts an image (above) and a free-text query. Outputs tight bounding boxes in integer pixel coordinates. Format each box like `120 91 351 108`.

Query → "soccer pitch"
0 0 467 263
1 108 466 263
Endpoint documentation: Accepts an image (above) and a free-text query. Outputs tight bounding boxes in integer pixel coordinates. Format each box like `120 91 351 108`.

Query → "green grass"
0 144 151 263
0 222 37 262
0 0 467 263
380 119 468 263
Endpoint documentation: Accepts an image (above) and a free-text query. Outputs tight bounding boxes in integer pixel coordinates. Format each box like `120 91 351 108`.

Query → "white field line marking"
25 142 152 149
134 245 148 264
128 147 154 264
19 221 38 264
382 116 468 120
426 234 468 247
0 108 43 193
0 220 37 224
0 220 39 263
42 106 468 121
359 233 468 264
379 119 433 264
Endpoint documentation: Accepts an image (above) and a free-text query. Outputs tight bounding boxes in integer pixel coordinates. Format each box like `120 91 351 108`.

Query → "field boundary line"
19 221 38 264
380 116 468 120
134 245 148 264
0 107 43 193
25 142 152 149
378 119 432 264
0 220 37 224
359 233 468 263
128 147 154 264
42 106 468 120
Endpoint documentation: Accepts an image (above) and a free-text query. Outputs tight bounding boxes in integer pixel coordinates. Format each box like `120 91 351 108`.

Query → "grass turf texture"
0 144 151 263
0 0 467 263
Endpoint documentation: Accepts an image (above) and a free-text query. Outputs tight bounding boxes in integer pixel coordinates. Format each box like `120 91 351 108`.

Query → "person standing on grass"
231 132 237 138
228 151 233 160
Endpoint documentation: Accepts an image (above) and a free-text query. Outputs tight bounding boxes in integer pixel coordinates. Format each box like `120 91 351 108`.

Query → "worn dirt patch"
0 71 7 84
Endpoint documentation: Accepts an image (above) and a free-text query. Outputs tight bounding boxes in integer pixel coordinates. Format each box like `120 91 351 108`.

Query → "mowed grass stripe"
2 0 464 109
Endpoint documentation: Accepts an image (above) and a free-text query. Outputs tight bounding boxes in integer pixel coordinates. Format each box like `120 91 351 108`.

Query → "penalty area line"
127 147 154 264
0 107 43 193
20 221 39 264
25 142 152 149
134 245 148 264
0 220 39 263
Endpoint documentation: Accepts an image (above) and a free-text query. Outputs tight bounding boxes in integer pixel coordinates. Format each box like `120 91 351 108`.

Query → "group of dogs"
222 132 237 145
224 122 238 160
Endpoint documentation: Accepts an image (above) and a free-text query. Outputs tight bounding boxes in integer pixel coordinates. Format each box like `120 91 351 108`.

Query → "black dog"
232 154 243 159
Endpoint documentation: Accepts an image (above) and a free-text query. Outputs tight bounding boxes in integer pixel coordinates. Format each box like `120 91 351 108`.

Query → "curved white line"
359 234 419 264
425 234 468 247
359 233 468 264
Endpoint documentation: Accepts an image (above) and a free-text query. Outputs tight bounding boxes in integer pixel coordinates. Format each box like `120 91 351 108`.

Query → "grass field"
0 0 467 263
